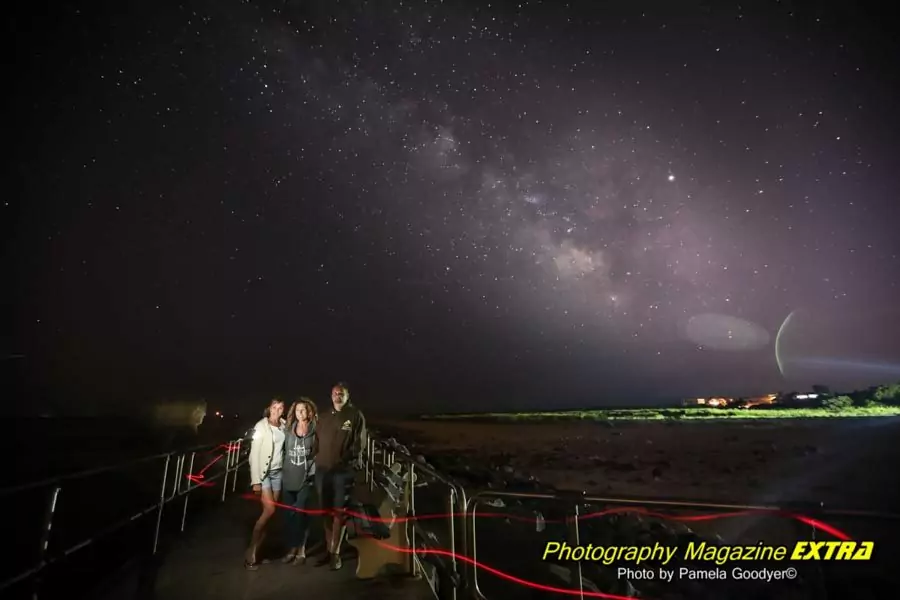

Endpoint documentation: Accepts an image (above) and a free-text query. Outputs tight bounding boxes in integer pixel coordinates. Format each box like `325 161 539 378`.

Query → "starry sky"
6 0 899 416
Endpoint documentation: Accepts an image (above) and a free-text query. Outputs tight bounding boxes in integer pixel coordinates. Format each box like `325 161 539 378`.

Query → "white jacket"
249 417 286 486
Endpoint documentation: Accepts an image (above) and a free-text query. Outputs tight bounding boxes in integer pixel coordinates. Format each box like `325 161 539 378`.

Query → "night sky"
6 1 899 416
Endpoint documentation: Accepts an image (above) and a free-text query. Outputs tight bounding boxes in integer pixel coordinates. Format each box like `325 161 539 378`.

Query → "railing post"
573 503 585 600
405 462 418 577
467 495 483 598
220 443 231 498
455 486 469 597
179 453 187 494
181 452 196 532
221 442 233 502
804 502 828 599
368 439 376 491
365 438 372 485
152 455 171 555
448 487 458 600
173 454 185 496
33 485 61 600
231 439 242 493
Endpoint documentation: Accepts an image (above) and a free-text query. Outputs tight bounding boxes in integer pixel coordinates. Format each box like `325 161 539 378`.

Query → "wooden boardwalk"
125 492 436 600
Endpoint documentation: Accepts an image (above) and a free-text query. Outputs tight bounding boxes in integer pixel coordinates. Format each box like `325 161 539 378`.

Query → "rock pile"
373 434 829 599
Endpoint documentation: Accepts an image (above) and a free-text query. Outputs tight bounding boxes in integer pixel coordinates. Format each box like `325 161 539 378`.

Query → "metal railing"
0 436 248 599
464 490 900 600
362 435 900 600
366 436 468 600
7 430 900 600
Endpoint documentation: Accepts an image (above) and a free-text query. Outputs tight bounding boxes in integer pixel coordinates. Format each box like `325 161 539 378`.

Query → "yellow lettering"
822 542 840 559
791 541 874 561
834 543 854 560
852 542 874 560
542 542 560 561
799 541 824 559
684 541 707 561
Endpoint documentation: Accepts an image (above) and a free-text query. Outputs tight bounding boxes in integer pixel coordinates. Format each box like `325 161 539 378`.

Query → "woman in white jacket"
245 397 286 569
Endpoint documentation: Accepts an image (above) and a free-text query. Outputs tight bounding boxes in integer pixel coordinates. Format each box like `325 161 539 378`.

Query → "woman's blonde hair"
286 396 318 429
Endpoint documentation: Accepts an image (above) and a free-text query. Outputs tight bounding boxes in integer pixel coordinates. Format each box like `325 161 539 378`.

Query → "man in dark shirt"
314 382 366 569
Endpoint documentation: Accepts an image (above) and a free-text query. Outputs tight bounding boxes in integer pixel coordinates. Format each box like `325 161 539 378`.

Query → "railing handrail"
463 489 900 521
10 428 900 600
367 433 469 600
0 436 248 498
368 433 900 521
366 432 900 600
372 436 466 493
463 487 900 600
2 435 250 598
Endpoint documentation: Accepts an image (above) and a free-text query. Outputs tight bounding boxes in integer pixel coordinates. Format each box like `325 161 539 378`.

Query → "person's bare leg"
330 515 344 554
266 489 281 560
246 489 276 563
329 516 348 569
323 510 334 552
329 475 352 569
299 527 309 559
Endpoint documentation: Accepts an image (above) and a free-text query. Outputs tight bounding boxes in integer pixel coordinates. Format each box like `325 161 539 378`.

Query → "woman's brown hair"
286 396 318 430
263 397 285 419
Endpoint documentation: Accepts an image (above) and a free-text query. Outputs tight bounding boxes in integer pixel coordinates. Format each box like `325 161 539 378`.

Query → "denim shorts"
261 469 283 492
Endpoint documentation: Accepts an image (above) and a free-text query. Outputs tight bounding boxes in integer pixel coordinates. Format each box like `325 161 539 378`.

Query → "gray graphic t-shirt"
283 423 316 491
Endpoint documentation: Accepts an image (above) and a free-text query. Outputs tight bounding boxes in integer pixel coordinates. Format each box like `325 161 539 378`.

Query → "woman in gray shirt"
280 397 318 564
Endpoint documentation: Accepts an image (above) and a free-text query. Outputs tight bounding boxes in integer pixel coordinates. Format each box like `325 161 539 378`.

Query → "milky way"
8 0 900 411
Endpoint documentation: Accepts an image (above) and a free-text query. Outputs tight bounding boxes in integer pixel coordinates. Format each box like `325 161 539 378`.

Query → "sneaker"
330 553 343 570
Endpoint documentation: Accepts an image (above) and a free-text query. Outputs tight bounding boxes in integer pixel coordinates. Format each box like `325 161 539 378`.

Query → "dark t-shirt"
315 403 365 471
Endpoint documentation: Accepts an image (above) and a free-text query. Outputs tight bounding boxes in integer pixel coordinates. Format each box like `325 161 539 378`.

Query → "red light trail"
367 535 639 599
185 451 851 598
235 493 850 541
185 443 240 486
